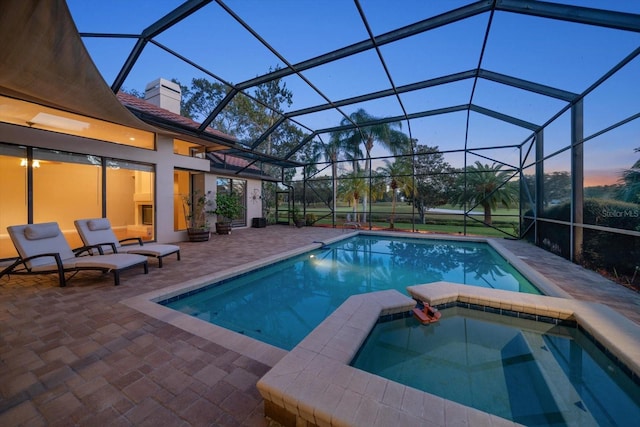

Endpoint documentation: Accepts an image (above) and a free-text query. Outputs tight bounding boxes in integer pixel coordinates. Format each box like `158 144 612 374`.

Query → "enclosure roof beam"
496 0 640 33
469 104 539 130
315 105 470 135
198 88 238 132
111 0 212 93
310 102 538 139
285 70 477 118
284 133 318 160
477 69 578 101
285 67 574 122
234 0 493 90
251 116 286 149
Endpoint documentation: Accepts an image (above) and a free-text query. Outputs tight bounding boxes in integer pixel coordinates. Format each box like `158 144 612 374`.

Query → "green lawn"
304 202 520 238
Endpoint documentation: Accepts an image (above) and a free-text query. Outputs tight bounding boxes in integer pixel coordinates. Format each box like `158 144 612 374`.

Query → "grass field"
300 202 520 238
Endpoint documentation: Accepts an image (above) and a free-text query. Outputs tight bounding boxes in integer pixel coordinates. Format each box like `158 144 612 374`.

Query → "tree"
377 159 413 229
177 67 306 202
617 148 640 203
330 109 409 223
121 87 144 99
338 171 367 222
179 78 226 122
454 161 518 225
251 66 302 159
543 171 571 206
178 66 303 155
412 145 454 223
318 135 344 224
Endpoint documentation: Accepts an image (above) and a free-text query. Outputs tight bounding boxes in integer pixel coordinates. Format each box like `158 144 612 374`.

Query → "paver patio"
1 225 638 426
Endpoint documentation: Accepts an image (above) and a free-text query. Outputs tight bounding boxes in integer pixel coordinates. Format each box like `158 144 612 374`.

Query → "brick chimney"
144 78 181 114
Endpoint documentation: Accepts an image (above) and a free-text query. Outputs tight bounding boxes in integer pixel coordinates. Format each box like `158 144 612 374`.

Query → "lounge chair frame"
1 224 149 287
74 218 180 268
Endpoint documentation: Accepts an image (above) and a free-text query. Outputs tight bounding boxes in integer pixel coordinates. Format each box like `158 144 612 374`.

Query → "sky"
66 0 640 185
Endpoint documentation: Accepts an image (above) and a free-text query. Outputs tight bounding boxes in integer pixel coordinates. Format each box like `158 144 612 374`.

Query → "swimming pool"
351 307 640 426
163 235 541 350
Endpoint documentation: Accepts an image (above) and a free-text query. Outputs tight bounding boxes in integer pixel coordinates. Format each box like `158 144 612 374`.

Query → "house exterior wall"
0 122 259 248
245 179 263 225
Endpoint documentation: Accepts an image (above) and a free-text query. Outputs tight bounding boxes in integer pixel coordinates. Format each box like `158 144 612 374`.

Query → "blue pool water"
163 235 540 350
351 307 640 426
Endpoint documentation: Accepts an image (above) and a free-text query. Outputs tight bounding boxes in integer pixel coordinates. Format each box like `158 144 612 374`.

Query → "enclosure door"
275 191 291 225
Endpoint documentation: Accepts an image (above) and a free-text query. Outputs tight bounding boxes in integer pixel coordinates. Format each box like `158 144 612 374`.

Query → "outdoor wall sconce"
251 188 262 203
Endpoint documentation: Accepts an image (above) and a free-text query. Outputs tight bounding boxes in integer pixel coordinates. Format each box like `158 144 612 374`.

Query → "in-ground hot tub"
257 283 640 426
351 306 639 425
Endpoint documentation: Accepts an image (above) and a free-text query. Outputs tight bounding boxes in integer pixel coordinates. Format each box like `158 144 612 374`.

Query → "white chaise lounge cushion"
121 244 180 257
9 223 76 268
75 218 180 259
7 222 147 271
24 223 60 240
70 253 148 270
87 218 111 231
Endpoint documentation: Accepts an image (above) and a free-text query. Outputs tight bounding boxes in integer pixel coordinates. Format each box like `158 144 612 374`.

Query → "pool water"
164 235 540 350
351 307 640 426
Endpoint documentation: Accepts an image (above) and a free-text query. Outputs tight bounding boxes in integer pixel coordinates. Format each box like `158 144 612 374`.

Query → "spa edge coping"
120 232 355 367
256 284 640 427
118 231 618 424
120 231 563 367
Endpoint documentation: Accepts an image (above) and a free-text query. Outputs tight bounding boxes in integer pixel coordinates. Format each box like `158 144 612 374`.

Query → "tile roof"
117 91 235 141
117 91 268 177
208 152 273 178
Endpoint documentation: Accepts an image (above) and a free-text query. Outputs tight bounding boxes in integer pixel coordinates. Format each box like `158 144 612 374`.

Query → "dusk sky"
66 1 640 186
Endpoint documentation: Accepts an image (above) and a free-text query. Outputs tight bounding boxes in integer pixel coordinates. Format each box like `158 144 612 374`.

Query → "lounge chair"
74 218 180 268
1 222 148 287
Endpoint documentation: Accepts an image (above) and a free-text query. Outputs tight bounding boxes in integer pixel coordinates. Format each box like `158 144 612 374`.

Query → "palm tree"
454 161 518 225
331 109 409 223
368 171 388 209
322 134 344 225
338 171 367 222
377 159 414 229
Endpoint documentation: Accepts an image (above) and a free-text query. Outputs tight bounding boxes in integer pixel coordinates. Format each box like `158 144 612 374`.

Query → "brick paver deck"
1 225 638 426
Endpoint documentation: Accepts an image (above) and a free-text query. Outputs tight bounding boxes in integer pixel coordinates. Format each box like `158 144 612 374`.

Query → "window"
217 177 246 227
106 160 155 241
32 149 103 248
0 144 27 258
0 144 158 256
173 138 202 157
0 96 155 149
173 169 191 231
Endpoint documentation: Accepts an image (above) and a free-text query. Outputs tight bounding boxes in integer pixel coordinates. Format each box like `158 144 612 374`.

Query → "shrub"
531 198 640 275
305 213 317 226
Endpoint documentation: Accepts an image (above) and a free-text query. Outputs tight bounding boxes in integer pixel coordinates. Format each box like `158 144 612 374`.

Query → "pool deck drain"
1 225 639 426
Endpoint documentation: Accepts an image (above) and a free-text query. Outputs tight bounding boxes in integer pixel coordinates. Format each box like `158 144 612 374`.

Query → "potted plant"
292 206 305 228
305 213 316 226
214 192 243 235
182 190 214 242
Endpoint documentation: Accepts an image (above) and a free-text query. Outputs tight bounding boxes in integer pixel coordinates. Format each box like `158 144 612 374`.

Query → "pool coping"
120 232 566 365
356 231 573 299
120 232 353 367
118 231 590 425
256 284 640 426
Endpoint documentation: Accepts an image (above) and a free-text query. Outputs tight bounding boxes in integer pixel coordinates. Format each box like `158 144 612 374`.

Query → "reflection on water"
351 308 640 426
166 236 540 350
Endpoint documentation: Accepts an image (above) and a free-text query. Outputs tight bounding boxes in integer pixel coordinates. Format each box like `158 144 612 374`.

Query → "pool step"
520 331 598 426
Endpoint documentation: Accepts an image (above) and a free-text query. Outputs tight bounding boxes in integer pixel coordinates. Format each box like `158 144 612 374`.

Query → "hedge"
525 198 639 276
